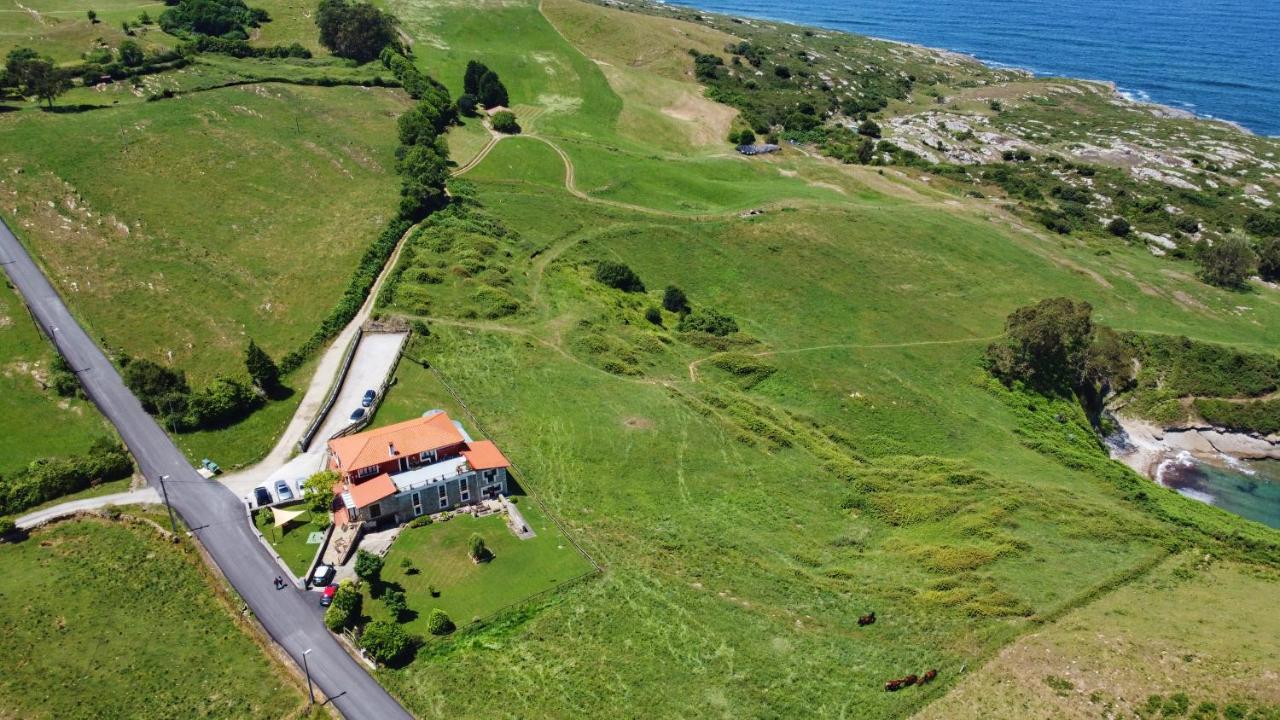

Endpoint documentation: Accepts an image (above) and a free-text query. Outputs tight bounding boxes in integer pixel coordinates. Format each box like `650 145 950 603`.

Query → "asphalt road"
0 218 413 720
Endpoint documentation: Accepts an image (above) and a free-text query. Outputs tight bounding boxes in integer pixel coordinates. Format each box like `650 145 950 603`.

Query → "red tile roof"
462 440 511 470
328 412 464 473
348 474 396 509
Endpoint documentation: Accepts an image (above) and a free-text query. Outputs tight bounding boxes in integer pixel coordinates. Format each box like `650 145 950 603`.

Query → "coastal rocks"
1111 414 1280 481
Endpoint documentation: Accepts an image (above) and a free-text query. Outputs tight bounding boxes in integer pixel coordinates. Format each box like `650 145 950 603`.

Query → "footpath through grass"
0 516 315 719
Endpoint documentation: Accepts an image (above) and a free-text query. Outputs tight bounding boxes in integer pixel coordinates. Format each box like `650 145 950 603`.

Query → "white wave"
1175 487 1217 505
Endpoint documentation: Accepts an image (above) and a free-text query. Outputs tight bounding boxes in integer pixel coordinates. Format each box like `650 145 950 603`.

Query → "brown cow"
919 669 938 684
858 611 876 626
884 679 905 692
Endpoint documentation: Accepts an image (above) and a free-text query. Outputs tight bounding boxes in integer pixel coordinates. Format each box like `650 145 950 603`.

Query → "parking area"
310 331 407 450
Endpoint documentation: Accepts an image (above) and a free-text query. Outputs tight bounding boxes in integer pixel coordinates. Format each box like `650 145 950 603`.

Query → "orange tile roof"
348 474 397 509
328 412 464 473
462 440 511 470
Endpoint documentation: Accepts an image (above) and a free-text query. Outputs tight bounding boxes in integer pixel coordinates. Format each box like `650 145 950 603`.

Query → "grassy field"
0 515 318 719
375 501 594 631
0 278 113 475
252 503 326 576
364 1 1280 716
0 0 175 64
915 554 1280 720
368 348 472 429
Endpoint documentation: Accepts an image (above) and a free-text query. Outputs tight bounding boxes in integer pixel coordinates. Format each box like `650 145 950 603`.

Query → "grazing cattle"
902 674 919 686
858 612 876 626
884 679 905 692
919 669 938 684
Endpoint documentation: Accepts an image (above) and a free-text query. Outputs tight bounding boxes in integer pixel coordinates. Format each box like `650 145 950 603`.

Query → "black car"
253 486 272 507
349 407 366 422
361 389 377 407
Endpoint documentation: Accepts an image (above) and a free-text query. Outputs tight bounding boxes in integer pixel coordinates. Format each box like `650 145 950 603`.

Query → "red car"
320 585 337 607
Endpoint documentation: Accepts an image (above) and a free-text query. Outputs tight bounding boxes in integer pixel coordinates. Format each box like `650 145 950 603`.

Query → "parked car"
201 458 220 474
274 480 294 502
311 564 336 587
349 407 366 422
320 584 337 607
253 486 272 507
361 389 377 407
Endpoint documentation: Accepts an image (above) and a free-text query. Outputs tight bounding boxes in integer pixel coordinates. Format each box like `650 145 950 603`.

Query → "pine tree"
244 339 279 391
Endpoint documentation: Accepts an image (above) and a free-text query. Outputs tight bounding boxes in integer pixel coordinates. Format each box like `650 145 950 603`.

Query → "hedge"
0 438 134 516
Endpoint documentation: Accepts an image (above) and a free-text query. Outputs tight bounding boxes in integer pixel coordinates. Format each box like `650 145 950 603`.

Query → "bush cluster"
0 437 133 515
361 620 413 664
593 261 645 293
425 608 454 635
183 35 310 58
323 580 361 630
315 0 397 62
121 357 262 431
159 0 269 39
490 110 519 134
678 307 739 336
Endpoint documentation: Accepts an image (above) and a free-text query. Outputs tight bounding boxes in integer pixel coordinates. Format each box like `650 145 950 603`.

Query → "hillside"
1 0 1278 717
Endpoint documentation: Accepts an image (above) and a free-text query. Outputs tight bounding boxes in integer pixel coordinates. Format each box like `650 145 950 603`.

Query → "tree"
490 110 519 134
476 69 507 107
1106 217 1131 238
594 261 644 293
985 297 1095 393
678 307 738 336
383 588 407 620
361 620 412 664
396 139 450 221
857 119 881 138
354 549 384 583
397 100 445 146
323 580 361 630
184 375 259 429
644 306 663 325
468 532 488 562
856 137 875 164
118 40 145 67
1257 237 1280 282
87 9 98 23
302 469 337 516
244 339 280 391
425 608 455 635
463 60 487 96
315 0 397 63
456 93 477 117
123 358 190 415
1198 234 1257 289
662 285 690 314
27 59 67 108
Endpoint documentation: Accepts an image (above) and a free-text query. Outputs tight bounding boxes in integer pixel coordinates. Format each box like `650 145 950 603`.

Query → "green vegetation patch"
0 517 310 719
376 501 593 632
252 504 326 576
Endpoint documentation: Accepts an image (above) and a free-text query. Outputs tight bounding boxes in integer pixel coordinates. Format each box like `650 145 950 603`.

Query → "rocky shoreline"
1109 413 1280 480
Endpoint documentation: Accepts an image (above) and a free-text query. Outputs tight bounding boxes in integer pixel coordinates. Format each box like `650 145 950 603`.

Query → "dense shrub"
490 110 519 134
1106 217 1131 237
315 0 397 62
985 297 1095 393
361 620 413 664
184 35 310 58
1198 234 1256 289
678 307 738 336
184 376 260 429
662 285 690 314
468 532 488 562
593 261 644 293
1124 333 1280 398
159 0 268 38
1256 237 1280 282
0 437 133 515
425 608 454 635
323 580 361 630
644 306 663 325
123 358 190 416
0 516 15 538
1193 398 1280 434
397 140 451 221
354 549 383 583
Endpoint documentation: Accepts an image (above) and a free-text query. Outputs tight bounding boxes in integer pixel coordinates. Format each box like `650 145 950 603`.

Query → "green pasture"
0 516 316 719
253 503 325 576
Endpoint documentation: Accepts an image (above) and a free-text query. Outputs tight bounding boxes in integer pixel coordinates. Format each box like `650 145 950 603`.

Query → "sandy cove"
1110 413 1280 480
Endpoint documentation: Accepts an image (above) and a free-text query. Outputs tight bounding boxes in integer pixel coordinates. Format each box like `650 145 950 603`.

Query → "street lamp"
157 474 178 535
302 648 315 704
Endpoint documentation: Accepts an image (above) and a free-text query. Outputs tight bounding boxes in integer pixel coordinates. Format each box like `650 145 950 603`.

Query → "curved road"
0 218 412 720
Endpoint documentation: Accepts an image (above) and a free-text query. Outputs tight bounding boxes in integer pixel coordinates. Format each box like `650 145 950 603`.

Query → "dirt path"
452 122 504 177
687 335 1002 382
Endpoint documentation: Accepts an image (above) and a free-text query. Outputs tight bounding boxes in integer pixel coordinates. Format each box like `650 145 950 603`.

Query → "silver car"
273 480 293 502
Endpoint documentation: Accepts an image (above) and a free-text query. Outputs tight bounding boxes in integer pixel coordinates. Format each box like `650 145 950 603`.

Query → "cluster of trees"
0 437 134 516
462 60 508 109
316 0 397 62
301 470 336 525
985 297 1131 400
2 48 69 107
121 340 280 432
184 35 310 58
490 110 519 134
159 0 270 39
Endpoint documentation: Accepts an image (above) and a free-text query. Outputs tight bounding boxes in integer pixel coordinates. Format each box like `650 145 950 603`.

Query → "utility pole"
302 648 315 704
157 474 178 536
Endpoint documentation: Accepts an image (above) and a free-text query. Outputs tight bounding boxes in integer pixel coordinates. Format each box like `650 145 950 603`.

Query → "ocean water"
1158 452 1280 529
665 0 1280 136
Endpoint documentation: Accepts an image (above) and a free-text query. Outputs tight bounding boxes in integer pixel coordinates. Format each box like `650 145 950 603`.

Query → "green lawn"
377 500 594 631
0 279 113 475
0 516 315 719
368 347 473 431
253 503 326 577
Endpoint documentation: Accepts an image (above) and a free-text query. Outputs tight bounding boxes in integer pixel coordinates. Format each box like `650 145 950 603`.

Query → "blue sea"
665 0 1280 136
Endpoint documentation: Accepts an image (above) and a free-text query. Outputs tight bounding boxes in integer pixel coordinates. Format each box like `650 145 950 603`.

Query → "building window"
460 484 470 503
369 503 381 518
420 450 436 463
438 486 447 499
484 469 495 481
439 495 449 509
357 465 378 478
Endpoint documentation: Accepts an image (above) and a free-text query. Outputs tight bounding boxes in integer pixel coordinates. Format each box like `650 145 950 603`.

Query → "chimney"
388 442 398 457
